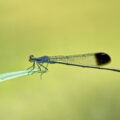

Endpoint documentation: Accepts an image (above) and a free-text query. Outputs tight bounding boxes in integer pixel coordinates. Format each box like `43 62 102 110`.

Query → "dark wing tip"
95 53 111 66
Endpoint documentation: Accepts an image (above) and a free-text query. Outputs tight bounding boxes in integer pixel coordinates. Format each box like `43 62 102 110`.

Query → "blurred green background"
0 0 120 120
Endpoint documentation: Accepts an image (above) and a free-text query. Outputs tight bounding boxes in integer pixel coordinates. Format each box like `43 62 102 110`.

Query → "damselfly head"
29 55 35 62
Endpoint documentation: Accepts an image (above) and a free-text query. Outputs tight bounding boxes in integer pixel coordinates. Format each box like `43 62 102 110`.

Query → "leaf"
0 69 44 82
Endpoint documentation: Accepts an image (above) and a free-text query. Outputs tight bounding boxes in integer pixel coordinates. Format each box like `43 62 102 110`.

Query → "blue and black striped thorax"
36 56 50 63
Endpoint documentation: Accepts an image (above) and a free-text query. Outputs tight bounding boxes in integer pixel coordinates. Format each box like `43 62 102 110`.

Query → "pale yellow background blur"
0 0 120 120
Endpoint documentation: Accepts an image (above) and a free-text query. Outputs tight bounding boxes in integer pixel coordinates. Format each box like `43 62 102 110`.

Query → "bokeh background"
0 0 120 120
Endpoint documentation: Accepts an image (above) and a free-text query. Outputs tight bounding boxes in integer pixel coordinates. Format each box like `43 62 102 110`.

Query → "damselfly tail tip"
95 53 111 66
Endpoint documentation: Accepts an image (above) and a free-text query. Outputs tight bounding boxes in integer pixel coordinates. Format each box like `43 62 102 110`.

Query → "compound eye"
29 55 34 62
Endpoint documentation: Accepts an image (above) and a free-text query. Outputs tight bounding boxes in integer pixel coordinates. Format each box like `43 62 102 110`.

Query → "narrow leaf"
0 69 44 82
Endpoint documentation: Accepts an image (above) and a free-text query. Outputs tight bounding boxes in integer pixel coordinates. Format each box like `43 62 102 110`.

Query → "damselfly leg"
27 62 36 74
36 62 48 78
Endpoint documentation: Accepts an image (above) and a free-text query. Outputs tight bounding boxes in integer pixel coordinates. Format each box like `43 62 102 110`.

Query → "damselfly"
28 52 120 73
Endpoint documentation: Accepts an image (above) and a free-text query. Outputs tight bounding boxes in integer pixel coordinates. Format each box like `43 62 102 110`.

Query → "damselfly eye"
29 55 34 62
